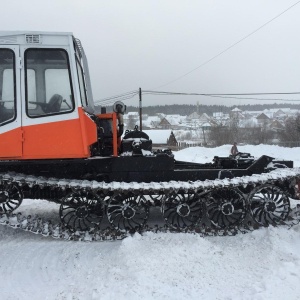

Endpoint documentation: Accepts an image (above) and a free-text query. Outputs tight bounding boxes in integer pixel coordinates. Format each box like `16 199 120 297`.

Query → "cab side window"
25 49 74 117
0 49 15 125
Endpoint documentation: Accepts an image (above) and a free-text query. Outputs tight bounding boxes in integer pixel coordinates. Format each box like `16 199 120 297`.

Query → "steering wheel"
29 94 63 113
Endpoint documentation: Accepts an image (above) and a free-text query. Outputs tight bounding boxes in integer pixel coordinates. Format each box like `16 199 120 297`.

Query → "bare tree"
255 120 274 144
208 118 274 146
279 114 300 143
127 114 138 130
208 121 233 146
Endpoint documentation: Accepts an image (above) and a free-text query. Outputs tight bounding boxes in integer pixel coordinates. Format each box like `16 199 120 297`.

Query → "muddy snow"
1 144 300 300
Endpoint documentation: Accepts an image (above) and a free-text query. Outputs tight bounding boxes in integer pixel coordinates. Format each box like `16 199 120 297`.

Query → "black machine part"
121 126 152 155
113 101 126 115
113 101 126 137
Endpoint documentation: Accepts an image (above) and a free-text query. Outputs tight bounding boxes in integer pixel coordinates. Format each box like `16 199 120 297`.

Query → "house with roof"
273 109 287 119
199 113 211 122
230 107 244 119
141 115 162 129
269 119 284 131
187 112 200 120
213 112 225 119
158 117 172 129
243 110 261 119
256 113 270 126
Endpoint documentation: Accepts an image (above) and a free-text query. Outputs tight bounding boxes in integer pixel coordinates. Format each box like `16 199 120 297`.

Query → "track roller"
107 193 149 232
0 182 23 214
162 192 203 229
249 184 290 226
205 188 246 228
59 190 103 232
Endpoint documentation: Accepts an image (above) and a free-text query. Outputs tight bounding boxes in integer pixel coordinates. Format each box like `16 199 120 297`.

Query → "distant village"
123 106 300 149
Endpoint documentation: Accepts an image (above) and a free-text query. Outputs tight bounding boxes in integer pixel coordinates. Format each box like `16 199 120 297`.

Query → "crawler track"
0 168 300 241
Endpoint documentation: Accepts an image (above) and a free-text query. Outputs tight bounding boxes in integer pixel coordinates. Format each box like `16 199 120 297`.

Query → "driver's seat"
45 94 63 113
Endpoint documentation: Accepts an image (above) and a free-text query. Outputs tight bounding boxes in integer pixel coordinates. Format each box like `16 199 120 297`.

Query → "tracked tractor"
0 31 299 240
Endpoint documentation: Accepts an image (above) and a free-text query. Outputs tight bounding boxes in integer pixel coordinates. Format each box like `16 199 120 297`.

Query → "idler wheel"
107 193 149 232
162 192 203 230
60 190 103 232
0 182 23 214
205 188 246 228
249 184 290 226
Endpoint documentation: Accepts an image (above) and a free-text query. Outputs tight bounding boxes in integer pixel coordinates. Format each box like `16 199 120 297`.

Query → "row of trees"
208 115 300 146
125 109 300 147
122 103 300 117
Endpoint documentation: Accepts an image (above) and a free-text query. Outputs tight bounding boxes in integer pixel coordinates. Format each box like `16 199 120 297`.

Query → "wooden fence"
153 140 300 151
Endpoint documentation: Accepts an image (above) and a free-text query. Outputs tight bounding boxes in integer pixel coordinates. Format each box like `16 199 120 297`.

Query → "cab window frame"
0 48 17 126
75 56 88 107
24 48 75 118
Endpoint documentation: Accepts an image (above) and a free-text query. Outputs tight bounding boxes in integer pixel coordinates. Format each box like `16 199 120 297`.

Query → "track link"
0 168 299 241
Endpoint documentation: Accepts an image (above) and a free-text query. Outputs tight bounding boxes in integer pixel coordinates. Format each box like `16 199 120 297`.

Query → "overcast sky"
2 0 300 107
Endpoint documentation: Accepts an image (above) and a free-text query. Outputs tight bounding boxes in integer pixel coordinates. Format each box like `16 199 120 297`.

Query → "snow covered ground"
1 144 300 300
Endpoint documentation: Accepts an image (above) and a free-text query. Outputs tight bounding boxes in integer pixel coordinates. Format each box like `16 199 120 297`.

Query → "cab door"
0 46 22 158
20 46 90 159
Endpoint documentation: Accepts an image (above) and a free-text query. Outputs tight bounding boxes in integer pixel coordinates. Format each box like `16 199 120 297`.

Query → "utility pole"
202 127 206 146
139 87 142 130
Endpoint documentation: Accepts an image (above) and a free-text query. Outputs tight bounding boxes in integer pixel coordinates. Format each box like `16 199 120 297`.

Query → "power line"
95 90 138 105
142 90 300 102
206 95 300 102
95 90 138 103
154 0 300 89
143 90 300 96
95 89 300 106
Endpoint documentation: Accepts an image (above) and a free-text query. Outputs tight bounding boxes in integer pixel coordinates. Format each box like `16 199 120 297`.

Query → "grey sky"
2 0 300 107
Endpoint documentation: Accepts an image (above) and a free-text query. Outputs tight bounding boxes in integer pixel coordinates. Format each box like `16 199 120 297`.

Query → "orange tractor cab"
0 31 124 161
